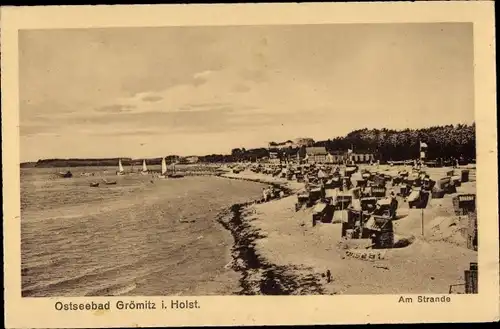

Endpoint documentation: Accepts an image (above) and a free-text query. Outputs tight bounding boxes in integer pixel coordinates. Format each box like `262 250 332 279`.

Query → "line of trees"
209 123 476 163
197 148 270 163
313 123 476 161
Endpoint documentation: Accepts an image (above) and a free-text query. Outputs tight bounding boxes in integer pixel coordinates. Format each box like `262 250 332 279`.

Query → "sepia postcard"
2 2 499 327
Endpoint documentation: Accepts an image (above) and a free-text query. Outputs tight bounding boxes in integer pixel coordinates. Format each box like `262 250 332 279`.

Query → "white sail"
118 159 124 172
142 160 148 172
161 157 167 175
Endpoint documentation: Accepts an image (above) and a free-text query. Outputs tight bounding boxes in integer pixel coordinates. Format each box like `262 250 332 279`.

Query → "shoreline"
216 172 329 295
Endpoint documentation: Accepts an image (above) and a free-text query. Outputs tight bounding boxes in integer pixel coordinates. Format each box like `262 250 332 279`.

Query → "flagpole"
419 140 421 161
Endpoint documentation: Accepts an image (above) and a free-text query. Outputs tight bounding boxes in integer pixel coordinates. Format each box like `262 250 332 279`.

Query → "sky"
19 23 474 161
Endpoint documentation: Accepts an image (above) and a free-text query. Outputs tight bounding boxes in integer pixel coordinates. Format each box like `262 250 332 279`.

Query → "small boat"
90 182 99 187
141 159 149 175
58 171 73 178
102 178 117 185
116 159 125 176
158 157 168 179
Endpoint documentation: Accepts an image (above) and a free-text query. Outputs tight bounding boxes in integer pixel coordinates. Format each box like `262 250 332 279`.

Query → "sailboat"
167 160 184 178
116 159 125 176
141 159 149 175
158 157 168 179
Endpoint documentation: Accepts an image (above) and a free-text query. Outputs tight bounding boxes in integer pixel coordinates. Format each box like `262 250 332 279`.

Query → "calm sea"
21 167 266 297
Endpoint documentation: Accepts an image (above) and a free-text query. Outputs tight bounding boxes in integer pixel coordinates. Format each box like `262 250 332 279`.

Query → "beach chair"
312 203 328 226
461 170 470 183
431 186 445 199
335 193 353 210
365 216 394 249
398 184 411 198
360 197 378 212
451 175 462 187
371 186 387 198
408 189 430 209
392 176 403 186
333 210 349 224
452 194 476 216
466 212 478 251
308 186 324 206
374 198 398 219
371 175 386 188
356 179 367 188
422 177 435 191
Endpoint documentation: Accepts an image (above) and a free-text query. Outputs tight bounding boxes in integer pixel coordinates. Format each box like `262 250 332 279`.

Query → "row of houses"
269 146 375 164
304 147 375 164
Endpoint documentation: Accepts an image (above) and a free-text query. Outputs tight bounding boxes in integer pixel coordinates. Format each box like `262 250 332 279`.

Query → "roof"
306 147 328 155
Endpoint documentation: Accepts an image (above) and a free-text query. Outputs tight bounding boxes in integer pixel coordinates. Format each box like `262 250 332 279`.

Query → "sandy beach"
220 165 477 295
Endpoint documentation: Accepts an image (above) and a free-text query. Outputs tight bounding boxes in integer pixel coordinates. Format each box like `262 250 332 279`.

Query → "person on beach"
326 269 332 283
263 187 272 202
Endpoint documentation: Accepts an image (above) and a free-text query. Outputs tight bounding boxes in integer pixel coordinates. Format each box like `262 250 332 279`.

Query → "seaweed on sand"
217 202 326 295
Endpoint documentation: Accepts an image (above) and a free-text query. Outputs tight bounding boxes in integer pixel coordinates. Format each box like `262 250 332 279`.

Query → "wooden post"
421 208 424 236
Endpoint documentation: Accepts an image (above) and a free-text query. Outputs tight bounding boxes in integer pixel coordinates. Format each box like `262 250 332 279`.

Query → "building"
305 147 329 164
269 151 281 164
328 151 346 164
348 150 375 163
184 156 199 164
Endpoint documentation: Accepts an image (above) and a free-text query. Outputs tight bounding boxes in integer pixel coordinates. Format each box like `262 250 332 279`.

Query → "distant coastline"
21 157 181 168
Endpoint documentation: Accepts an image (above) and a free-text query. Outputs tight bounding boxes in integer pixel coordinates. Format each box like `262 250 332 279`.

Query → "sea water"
21 167 266 296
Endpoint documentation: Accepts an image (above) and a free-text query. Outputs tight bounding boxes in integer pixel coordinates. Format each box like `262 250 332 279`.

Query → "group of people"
262 186 285 202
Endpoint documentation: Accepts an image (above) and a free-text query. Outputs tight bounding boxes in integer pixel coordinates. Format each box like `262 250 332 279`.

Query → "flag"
420 141 428 159
347 148 353 154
